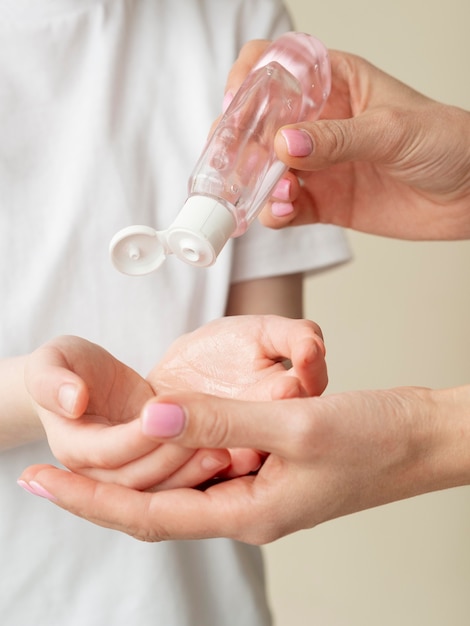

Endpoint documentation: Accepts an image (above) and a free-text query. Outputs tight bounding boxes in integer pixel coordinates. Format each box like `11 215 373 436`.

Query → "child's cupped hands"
24 315 326 490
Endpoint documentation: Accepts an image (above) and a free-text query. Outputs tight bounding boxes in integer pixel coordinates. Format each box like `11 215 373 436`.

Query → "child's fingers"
79 441 231 492
148 448 232 491
25 342 89 419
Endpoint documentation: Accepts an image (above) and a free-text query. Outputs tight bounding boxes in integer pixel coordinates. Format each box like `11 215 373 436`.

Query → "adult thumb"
275 111 393 171
140 392 304 456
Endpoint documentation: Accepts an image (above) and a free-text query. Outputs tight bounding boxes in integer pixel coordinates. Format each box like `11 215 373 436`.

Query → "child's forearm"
0 355 45 450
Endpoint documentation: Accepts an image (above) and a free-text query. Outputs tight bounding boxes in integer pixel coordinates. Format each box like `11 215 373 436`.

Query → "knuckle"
207 410 232 448
187 398 232 449
302 318 324 341
136 525 168 543
133 498 172 543
320 119 352 164
375 107 408 138
284 405 318 459
365 107 412 161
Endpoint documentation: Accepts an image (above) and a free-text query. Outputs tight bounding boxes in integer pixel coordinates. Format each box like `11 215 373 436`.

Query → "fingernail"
222 91 234 112
281 129 314 157
17 479 56 501
141 403 185 438
17 479 38 496
58 383 79 414
272 178 291 201
201 456 228 472
271 202 294 217
30 481 56 501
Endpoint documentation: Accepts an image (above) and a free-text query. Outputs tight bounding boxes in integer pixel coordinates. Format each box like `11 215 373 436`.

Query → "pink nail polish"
142 403 185 438
30 481 56 501
272 178 291 201
17 479 38 496
222 91 234 112
18 479 56 501
271 202 295 217
281 129 313 157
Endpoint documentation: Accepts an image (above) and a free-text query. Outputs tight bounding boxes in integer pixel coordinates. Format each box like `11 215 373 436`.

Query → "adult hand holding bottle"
226 44 470 240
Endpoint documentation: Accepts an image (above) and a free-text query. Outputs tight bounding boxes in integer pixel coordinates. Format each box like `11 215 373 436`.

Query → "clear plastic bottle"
110 32 331 274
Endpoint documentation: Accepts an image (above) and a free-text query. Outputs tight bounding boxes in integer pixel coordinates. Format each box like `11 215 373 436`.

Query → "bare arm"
225 273 304 317
0 356 44 450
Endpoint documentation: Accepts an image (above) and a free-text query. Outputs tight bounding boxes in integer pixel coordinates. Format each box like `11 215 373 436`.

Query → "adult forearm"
425 385 470 491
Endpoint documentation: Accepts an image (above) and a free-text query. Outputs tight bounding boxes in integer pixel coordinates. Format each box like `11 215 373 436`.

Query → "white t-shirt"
0 1 351 624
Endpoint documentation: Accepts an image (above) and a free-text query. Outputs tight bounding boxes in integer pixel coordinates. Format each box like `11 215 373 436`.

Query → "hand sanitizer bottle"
110 31 331 274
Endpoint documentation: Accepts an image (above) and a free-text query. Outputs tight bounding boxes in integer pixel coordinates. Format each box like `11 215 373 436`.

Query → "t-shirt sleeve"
230 219 352 283
234 0 294 41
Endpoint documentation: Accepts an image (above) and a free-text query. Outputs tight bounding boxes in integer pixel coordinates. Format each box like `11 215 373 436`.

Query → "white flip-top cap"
109 225 169 275
110 196 236 275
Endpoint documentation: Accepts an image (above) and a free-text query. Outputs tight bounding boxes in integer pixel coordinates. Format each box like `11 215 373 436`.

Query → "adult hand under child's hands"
24 315 326 490
18 384 470 543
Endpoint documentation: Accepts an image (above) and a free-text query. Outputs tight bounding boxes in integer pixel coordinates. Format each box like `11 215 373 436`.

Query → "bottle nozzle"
166 195 236 267
110 196 236 274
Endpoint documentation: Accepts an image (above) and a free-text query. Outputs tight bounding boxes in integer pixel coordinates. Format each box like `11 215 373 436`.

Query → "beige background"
263 1 470 625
